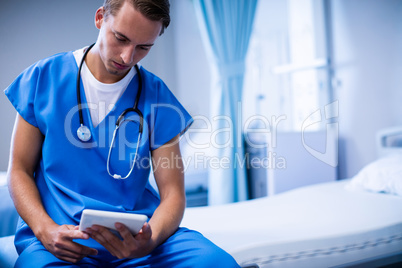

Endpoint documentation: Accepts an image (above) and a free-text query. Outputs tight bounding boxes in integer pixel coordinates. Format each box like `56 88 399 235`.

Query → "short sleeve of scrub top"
4 62 40 128
148 85 193 151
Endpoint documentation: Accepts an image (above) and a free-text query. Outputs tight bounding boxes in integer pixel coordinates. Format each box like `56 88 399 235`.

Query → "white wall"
330 0 402 178
0 0 100 170
171 0 211 118
143 0 210 118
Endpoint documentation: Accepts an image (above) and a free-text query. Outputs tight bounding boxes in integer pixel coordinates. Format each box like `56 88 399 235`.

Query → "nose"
120 45 135 64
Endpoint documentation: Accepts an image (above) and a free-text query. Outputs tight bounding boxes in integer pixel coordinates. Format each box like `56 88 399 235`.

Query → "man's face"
94 1 162 83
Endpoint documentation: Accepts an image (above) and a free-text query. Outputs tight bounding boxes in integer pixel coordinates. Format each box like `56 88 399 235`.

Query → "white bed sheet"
181 179 402 267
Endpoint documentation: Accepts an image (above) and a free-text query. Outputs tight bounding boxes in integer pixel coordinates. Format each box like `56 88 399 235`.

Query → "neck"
85 44 128 84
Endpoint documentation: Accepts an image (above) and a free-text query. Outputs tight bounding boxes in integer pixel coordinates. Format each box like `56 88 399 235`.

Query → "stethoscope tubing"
76 43 144 179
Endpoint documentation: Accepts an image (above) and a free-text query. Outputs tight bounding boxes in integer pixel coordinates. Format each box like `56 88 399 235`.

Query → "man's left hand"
85 222 154 259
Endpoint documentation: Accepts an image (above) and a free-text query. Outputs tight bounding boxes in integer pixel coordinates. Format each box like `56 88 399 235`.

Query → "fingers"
115 222 136 242
85 223 153 259
49 225 98 263
68 242 98 257
64 225 90 240
54 242 98 263
136 223 152 240
86 225 123 257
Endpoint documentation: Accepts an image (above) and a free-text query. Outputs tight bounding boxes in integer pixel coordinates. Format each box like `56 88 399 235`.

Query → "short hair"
103 0 170 35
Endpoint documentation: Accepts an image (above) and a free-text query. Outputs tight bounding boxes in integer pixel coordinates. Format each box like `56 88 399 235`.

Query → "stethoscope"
76 43 144 179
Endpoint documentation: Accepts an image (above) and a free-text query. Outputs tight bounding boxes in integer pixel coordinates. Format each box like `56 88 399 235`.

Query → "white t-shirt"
73 47 136 127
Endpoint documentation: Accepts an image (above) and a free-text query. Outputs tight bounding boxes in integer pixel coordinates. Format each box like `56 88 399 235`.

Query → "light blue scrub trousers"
15 228 240 267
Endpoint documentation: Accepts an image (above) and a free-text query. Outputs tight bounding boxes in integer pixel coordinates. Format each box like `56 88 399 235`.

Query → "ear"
95 7 105 30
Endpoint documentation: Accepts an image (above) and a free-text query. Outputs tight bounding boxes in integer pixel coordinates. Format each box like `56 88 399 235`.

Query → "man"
5 0 239 266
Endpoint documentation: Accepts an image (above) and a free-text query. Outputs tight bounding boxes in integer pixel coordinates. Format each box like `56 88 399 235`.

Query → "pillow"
345 154 402 196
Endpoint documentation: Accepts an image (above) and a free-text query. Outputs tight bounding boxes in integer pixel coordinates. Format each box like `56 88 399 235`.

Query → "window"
243 0 331 132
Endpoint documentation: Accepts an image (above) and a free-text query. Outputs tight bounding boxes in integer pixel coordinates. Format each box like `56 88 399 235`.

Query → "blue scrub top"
4 51 193 253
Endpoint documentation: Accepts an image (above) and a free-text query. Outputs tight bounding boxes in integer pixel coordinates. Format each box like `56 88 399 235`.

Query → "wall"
0 0 97 170
329 0 402 178
170 0 211 119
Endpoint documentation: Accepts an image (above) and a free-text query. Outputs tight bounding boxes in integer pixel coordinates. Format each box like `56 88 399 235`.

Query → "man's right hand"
38 223 98 263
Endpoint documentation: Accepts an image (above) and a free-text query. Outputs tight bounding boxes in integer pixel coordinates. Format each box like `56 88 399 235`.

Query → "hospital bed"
1 128 402 267
181 178 402 267
0 173 19 267
180 127 402 267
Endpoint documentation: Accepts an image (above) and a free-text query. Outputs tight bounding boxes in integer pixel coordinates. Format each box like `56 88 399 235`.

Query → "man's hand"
85 222 154 259
38 223 98 263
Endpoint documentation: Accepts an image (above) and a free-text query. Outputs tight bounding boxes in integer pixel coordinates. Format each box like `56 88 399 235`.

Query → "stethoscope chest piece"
77 124 91 142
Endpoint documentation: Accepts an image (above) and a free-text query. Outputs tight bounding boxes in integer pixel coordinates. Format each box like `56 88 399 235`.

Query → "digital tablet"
79 209 148 235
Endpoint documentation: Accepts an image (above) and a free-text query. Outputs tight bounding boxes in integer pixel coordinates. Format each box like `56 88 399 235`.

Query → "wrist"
146 222 175 250
32 217 58 241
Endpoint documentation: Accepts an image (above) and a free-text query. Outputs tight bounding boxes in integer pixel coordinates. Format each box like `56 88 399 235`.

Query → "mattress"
181 179 402 267
0 172 19 237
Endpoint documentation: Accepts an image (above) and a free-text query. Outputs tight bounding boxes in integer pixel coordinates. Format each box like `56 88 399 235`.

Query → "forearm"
9 168 98 262
147 134 186 249
148 192 186 248
8 169 56 238
8 115 56 238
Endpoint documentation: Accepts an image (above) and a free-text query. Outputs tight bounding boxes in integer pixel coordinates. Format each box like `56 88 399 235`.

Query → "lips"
113 61 129 70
